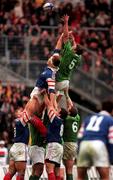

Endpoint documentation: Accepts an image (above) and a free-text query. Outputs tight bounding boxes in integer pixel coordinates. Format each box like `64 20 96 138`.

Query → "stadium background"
0 0 113 178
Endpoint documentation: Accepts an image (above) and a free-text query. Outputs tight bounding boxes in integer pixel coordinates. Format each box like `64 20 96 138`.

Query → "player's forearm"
69 31 77 47
64 87 70 99
55 33 63 50
49 92 56 105
63 16 69 42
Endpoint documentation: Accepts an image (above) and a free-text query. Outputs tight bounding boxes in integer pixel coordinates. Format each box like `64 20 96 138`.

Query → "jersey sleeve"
46 70 56 94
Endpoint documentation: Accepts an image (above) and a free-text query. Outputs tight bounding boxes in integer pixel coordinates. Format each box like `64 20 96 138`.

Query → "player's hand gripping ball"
43 2 54 12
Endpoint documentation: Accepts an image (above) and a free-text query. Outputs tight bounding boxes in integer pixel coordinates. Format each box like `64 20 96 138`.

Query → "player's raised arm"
61 14 69 43
69 31 77 48
54 33 64 53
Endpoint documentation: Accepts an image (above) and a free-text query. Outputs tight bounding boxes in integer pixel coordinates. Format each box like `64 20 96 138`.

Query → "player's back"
63 114 80 142
47 116 64 144
29 124 45 147
82 113 113 144
36 67 55 89
14 119 29 145
56 40 81 81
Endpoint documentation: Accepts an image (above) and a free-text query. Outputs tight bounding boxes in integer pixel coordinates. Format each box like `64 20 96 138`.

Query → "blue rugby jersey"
35 66 57 94
78 111 113 164
14 118 29 145
46 109 64 144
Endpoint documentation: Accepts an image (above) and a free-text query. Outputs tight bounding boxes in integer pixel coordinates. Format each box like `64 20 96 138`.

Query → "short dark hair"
52 55 60 67
69 107 78 117
102 99 113 113
60 108 68 119
52 57 60 67
76 44 83 55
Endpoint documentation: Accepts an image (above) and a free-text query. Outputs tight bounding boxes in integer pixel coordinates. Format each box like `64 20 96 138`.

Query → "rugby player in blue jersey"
19 34 63 126
44 93 68 180
4 107 47 180
77 99 113 180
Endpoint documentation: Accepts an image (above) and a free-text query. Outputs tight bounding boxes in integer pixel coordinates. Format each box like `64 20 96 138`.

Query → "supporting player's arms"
64 88 73 111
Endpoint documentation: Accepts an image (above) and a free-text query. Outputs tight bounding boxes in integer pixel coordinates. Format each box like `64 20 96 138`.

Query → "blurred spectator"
0 82 29 145
0 0 112 88
0 140 8 165
13 1 23 18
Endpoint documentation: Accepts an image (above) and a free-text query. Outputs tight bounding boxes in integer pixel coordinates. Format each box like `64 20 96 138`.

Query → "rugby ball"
43 2 54 11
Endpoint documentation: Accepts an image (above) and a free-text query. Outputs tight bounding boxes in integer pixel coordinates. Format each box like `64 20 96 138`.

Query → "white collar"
99 110 110 116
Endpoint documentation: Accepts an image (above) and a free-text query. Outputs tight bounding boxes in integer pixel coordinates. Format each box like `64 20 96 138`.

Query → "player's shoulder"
53 116 63 124
42 66 52 77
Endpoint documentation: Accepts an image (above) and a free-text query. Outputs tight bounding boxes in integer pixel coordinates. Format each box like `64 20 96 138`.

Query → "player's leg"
4 160 16 180
63 142 77 180
15 161 26 180
77 141 92 180
24 97 40 119
63 160 74 180
29 146 45 180
45 143 63 180
14 143 28 180
45 161 56 180
4 144 17 180
96 167 109 180
56 80 73 110
77 167 87 180
55 166 61 180
94 141 110 180
21 87 45 123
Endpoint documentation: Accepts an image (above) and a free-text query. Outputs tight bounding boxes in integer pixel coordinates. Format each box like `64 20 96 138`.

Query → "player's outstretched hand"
61 14 69 23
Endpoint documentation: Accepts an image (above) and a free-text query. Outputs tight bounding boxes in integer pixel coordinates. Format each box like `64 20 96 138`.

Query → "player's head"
59 108 68 119
101 98 113 116
69 106 78 117
47 53 60 69
72 44 83 55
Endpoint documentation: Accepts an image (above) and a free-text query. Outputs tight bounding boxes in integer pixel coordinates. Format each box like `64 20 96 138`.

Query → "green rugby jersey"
29 124 46 147
56 40 81 82
63 114 81 142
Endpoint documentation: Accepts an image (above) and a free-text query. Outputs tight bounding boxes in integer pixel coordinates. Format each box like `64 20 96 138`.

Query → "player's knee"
33 163 44 176
64 160 74 173
8 167 16 176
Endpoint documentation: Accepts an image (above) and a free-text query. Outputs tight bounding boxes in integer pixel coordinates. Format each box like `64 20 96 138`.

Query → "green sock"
67 174 73 180
29 175 40 180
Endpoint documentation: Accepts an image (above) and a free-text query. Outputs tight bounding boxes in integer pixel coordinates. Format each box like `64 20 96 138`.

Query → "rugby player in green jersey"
55 15 83 111
62 107 81 180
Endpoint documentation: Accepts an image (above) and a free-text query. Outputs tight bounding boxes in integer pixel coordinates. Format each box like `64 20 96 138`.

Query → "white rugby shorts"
77 140 110 167
9 143 28 162
56 80 69 96
45 142 63 165
29 145 45 165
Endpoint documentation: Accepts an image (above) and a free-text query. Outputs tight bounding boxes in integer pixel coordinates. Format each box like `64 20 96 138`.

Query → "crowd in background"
0 0 113 153
0 0 113 87
0 82 29 147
